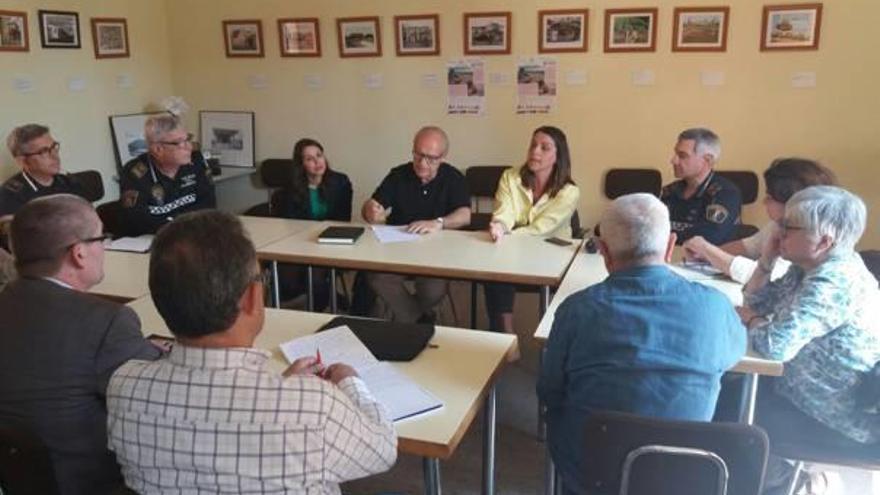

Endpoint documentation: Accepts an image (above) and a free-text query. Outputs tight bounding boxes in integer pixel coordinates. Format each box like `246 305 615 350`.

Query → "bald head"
599 193 672 268
413 126 449 156
11 194 98 277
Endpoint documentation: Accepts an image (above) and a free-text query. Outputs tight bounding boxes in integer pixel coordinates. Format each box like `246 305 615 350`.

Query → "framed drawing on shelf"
337 16 382 57
109 111 170 170
278 18 320 57
199 111 255 168
672 7 729 52
394 14 439 56
91 18 129 58
538 9 589 53
761 3 822 51
604 8 657 53
0 10 29 52
463 12 511 55
222 19 264 57
38 10 80 49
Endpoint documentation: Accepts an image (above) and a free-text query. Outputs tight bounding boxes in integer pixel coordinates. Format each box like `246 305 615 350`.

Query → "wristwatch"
435 217 444 228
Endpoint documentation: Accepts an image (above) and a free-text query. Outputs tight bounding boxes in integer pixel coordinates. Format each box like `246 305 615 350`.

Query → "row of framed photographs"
224 4 823 58
0 9 129 58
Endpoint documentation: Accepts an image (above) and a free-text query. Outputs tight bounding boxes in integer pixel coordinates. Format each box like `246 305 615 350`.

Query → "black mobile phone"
545 237 573 247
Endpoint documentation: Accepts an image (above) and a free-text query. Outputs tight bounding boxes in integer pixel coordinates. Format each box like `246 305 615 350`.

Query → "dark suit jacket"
271 170 353 221
0 278 160 495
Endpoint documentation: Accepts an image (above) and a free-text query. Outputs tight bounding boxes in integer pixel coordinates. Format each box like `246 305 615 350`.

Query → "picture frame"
394 14 440 56
761 3 822 51
463 12 511 55
222 19 264 58
604 8 658 53
278 17 321 57
672 7 729 52
91 18 129 58
0 10 28 52
109 111 170 170
336 16 382 58
538 9 589 53
199 111 256 168
38 10 80 49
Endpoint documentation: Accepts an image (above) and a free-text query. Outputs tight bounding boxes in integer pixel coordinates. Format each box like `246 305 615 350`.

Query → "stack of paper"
106 234 154 253
371 225 421 244
280 326 442 421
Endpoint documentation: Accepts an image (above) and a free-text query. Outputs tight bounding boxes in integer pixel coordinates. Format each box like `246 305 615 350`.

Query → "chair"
859 250 880 282
581 411 768 495
70 170 105 202
464 165 509 231
603 168 663 199
716 171 760 241
0 426 60 495
96 200 127 238
242 158 293 217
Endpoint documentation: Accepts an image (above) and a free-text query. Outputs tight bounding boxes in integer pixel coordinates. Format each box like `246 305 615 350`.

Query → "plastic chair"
580 410 768 495
96 200 127 238
716 171 760 241
464 165 509 231
603 168 663 199
859 250 880 282
70 170 105 202
0 426 60 495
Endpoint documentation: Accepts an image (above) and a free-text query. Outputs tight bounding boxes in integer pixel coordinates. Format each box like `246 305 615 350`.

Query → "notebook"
318 226 365 244
280 325 443 422
106 234 154 253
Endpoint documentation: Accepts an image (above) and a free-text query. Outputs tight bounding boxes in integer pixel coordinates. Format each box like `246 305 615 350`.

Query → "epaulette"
129 161 148 180
3 179 23 193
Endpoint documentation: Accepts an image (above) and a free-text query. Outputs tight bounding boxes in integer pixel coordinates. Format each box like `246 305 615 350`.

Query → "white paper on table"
280 325 378 371
673 261 725 278
371 225 421 244
106 235 154 253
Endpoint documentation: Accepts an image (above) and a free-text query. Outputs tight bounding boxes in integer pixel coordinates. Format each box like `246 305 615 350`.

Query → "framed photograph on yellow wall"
394 14 439 56
604 8 657 53
38 10 80 49
222 19 264 58
336 16 382 58
463 12 511 55
761 3 822 51
91 18 129 59
0 10 29 52
278 18 321 57
538 9 589 53
672 7 729 52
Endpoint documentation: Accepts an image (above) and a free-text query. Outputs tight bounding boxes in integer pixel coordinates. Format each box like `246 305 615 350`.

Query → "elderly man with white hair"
538 193 746 495
118 114 216 236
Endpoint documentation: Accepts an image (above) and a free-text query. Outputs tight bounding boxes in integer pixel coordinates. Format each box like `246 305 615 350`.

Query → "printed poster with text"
516 57 557 114
447 59 486 116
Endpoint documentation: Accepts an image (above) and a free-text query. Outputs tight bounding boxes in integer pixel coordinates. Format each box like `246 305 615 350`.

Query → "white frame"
199 111 256 168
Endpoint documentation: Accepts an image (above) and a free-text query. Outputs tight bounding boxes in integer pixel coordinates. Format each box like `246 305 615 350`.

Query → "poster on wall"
516 57 557 114
447 59 486 116
199 111 255 168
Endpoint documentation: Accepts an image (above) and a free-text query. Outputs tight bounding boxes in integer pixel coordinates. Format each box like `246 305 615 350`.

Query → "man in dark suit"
0 194 160 495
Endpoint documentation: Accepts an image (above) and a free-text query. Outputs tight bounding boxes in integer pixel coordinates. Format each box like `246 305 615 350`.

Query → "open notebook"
280 325 443 422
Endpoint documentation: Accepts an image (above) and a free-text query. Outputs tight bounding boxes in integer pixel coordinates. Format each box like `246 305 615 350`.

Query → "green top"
308 186 328 220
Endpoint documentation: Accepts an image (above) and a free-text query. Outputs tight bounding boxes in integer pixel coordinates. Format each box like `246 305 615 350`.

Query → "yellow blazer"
491 167 580 237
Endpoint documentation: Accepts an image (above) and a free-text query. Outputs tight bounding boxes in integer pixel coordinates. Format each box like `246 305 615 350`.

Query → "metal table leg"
271 261 280 309
544 453 556 495
470 282 478 329
422 457 441 495
306 265 314 312
739 373 759 424
329 268 338 314
537 285 551 441
482 386 497 495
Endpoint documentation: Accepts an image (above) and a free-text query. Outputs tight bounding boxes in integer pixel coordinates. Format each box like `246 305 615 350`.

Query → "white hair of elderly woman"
784 185 867 255
600 193 671 264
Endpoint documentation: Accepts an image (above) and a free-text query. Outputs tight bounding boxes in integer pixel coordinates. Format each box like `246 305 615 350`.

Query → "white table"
127 296 517 495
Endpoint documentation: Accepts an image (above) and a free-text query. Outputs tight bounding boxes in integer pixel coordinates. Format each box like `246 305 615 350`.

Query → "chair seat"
773 439 880 470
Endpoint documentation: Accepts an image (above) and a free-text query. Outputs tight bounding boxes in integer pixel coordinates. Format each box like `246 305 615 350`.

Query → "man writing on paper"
107 210 397 493
0 195 160 494
118 114 216 236
538 193 746 494
361 126 471 323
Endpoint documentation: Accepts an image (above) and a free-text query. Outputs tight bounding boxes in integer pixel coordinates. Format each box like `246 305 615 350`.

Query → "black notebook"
317 226 365 244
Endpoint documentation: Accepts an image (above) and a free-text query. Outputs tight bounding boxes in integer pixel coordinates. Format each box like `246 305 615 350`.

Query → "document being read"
280 326 442 421
371 225 421 244
105 234 154 253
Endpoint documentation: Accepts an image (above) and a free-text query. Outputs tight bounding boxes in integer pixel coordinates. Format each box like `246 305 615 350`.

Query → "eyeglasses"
412 150 443 165
20 142 61 158
63 234 113 251
250 270 271 286
160 135 193 148
16 233 112 265
780 222 805 234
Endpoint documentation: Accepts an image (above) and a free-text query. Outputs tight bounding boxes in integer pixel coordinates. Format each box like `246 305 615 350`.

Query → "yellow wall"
0 0 174 198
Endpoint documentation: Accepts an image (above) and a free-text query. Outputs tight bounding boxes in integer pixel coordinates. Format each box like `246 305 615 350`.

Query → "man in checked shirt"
106 210 397 494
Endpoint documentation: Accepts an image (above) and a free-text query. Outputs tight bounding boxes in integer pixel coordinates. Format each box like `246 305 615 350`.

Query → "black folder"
317 226 365 244
317 316 435 361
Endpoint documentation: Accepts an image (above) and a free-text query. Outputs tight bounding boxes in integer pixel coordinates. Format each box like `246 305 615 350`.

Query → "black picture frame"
199 111 256 168
38 10 81 49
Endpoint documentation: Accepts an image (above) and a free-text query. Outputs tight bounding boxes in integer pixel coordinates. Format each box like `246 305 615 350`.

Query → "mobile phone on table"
545 237 573 247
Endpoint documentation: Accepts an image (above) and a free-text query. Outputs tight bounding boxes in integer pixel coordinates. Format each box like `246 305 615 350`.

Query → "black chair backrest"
716 171 759 205
859 250 880 283
260 159 293 188
70 170 104 202
582 411 768 495
0 426 60 495
243 202 272 218
603 168 662 199
96 200 127 238
466 165 509 199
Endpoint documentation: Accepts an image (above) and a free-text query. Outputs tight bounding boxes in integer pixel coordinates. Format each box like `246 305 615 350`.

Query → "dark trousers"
277 263 332 311
484 282 516 332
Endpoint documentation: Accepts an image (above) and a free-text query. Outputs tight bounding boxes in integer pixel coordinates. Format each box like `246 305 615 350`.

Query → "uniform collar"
692 170 716 198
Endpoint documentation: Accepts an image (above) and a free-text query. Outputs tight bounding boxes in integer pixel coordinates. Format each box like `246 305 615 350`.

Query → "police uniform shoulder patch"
130 162 148 179
122 190 139 208
4 179 23 193
706 204 729 224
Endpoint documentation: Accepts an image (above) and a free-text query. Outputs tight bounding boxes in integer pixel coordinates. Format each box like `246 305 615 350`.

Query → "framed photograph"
336 16 382 57
604 8 658 52
90 18 129 58
38 10 80 49
222 19 264 57
0 10 28 52
672 7 729 52
761 3 822 51
394 14 439 56
199 111 255 168
278 18 320 57
538 9 589 53
109 111 170 170
463 12 511 55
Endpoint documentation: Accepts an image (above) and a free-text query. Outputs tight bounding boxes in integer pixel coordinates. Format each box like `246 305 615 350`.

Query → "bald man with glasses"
0 124 87 217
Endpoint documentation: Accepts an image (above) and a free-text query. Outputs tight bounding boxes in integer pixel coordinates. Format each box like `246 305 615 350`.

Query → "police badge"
151 184 165 205
706 204 729 224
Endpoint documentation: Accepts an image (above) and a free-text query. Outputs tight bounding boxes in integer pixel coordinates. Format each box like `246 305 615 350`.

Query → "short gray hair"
6 124 50 157
678 127 721 163
600 193 670 264
784 185 866 255
413 126 449 155
144 114 183 144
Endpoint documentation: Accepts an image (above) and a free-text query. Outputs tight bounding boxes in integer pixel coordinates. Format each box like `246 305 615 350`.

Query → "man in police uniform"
0 124 87 217
119 114 216 236
661 128 741 245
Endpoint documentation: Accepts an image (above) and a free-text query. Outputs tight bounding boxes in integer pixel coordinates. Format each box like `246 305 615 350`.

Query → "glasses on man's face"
412 150 443 165
21 142 61 158
160 135 193 148
64 234 113 251
250 270 271 286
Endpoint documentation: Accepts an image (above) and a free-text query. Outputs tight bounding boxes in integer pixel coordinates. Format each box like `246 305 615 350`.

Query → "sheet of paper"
13 75 35 93
672 261 725 279
248 74 269 90
364 73 383 89
791 71 817 88
631 69 656 86
489 72 510 85
565 69 588 86
700 70 725 87
360 363 443 421
304 74 323 90
67 77 87 92
420 73 440 88
280 325 378 371
116 73 134 89
106 235 154 253
371 225 421 244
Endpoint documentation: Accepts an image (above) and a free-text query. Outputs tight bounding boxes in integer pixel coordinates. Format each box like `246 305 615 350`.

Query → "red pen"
315 347 327 378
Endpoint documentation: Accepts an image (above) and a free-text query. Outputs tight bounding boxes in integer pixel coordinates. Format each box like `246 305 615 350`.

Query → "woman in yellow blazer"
487 126 580 333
